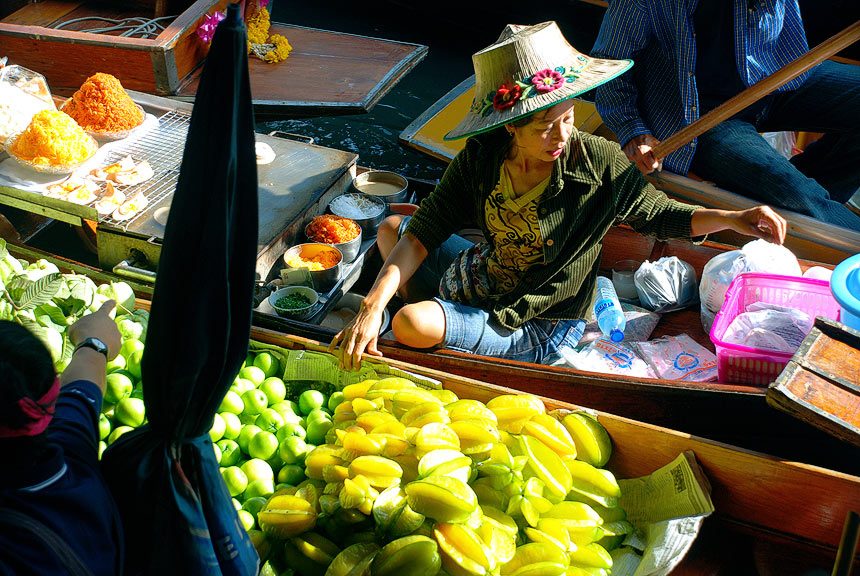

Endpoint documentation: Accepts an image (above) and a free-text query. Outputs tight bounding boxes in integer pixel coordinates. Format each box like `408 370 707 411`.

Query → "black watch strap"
74 337 109 359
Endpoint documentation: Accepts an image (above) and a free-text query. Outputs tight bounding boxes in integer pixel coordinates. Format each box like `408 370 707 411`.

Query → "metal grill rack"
99 109 190 229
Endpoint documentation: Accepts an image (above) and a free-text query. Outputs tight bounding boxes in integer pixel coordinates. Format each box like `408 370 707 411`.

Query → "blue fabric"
592 0 810 175
0 381 124 576
690 61 860 230
694 0 766 119
436 298 586 363
396 216 586 363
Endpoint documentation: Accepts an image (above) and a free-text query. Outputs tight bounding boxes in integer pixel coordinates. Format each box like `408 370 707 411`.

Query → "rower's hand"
328 303 385 371
730 205 787 245
623 134 663 175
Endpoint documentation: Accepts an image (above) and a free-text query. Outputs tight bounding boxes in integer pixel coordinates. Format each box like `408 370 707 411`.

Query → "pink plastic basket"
709 272 841 385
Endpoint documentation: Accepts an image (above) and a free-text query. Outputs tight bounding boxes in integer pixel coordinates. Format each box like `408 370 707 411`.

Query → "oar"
651 19 860 160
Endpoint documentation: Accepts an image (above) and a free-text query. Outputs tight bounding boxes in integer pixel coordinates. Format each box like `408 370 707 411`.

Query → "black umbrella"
101 4 259 574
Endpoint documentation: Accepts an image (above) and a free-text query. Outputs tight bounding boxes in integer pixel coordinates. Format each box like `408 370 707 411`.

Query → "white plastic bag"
723 302 813 353
741 239 801 277
558 338 656 378
761 131 796 160
698 240 802 333
634 334 718 382
634 256 698 313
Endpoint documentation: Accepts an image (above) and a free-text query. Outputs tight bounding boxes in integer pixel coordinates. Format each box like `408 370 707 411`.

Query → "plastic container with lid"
0 65 56 147
831 253 860 331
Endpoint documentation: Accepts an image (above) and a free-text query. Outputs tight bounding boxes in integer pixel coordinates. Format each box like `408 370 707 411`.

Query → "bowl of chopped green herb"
268 285 319 319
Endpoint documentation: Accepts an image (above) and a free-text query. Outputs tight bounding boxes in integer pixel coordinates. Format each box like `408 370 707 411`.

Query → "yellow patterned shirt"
484 165 549 294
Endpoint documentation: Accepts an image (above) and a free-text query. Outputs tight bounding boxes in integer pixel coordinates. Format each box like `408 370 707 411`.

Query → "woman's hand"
623 134 663 175
329 302 385 371
690 205 787 244
69 300 121 360
728 205 787 245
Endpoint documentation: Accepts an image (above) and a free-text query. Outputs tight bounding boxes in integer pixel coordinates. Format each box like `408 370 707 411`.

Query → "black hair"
0 320 56 430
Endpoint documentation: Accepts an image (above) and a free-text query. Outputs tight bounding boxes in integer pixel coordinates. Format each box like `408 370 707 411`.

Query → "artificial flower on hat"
445 21 632 140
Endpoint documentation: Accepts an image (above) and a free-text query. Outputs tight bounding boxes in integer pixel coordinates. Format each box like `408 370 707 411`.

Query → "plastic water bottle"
594 275 626 342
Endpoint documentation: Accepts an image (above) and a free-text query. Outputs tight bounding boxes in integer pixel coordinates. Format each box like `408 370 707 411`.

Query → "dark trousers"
691 61 860 231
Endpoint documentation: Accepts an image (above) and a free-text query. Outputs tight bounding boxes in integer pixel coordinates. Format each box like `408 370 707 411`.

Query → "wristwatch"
74 337 109 359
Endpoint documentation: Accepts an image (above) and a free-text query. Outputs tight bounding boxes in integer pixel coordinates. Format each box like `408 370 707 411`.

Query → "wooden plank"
3 0 81 27
248 327 860 555
768 319 860 447
0 32 157 95
175 23 428 114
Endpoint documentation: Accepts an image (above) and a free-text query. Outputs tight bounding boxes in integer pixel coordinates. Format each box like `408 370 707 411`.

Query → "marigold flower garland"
245 2 293 64
197 0 292 64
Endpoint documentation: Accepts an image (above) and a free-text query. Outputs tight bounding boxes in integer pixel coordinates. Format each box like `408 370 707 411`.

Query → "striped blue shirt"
592 0 811 175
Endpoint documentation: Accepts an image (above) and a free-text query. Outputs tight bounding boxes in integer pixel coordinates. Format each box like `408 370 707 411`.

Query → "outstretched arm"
62 300 121 394
329 232 428 371
691 206 787 244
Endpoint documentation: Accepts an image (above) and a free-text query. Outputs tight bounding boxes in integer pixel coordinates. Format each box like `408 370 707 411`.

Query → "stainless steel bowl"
351 170 409 204
304 217 363 264
282 243 343 292
328 193 386 237
268 285 319 319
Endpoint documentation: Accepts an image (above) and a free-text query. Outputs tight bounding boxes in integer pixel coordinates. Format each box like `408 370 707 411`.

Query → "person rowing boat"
330 21 787 370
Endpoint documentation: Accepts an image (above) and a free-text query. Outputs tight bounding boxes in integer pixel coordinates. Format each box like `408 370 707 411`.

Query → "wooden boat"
398 76 860 264
0 0 427 116
252 218 860 477
250 327 860 576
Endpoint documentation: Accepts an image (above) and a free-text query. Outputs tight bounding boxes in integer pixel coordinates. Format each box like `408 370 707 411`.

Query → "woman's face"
509 100 576 163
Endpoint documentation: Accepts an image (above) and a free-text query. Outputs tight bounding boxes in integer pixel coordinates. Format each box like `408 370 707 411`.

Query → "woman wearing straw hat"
331 21 787 370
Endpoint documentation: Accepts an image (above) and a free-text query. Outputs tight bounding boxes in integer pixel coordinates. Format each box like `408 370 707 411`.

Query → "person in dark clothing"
0 301 124 576
592 0 860 230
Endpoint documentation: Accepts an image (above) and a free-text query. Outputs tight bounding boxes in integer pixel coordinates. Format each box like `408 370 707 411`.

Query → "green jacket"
406 129 701 329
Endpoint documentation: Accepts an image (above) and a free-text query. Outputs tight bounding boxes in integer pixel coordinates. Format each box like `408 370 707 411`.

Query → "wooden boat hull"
398 77 860 264
251 223 858 475
250 327 860 575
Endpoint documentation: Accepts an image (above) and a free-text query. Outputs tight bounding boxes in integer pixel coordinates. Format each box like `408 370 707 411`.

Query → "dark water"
260 0 607 182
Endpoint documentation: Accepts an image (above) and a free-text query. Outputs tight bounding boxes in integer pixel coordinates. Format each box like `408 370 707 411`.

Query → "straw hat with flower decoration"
445 21 633 140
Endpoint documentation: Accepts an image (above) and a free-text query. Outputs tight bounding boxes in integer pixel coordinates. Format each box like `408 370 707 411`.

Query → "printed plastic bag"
579 302 660 346
634 256 698 313
634 334 718 382
558 338 656 378
723 302 813 353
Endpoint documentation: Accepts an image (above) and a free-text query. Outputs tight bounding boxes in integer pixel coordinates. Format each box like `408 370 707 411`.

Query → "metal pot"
328 193 386 237
304 218 362 264
351 170 409 204
282 243 342 292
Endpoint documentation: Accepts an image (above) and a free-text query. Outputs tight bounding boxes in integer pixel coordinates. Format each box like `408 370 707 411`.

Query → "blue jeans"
398 217 585 364
690 61 860 231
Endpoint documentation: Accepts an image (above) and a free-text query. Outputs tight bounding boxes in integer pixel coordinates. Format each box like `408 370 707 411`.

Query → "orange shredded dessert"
63 73 143 133
306 214 361 244
9 110 97 166
285 250 340 271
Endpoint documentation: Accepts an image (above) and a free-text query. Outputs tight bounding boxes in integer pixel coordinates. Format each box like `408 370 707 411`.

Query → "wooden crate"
768 317 860 447
0 0 229 96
